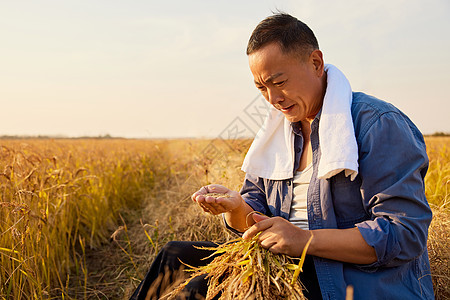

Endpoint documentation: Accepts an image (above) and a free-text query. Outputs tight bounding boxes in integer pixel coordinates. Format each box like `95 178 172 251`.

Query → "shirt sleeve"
240 173 271 215
355 111 432 269
222 173 270 235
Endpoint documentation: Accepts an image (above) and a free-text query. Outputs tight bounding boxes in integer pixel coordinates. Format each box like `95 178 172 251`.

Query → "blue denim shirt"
227 92 434 299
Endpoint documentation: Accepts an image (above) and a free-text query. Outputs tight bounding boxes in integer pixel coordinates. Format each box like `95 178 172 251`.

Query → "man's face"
248 43 325 123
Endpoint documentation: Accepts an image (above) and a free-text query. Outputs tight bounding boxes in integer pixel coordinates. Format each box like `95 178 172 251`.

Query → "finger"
204 195 232 205
242 218 273 240
195 193 223 203
192 184 230 201
214 198 235 212
193 194 204 203
209 202 229 215
191 192 199 201
192 191 204 201
204 196 217 204
252 213 270 223
199 202 221 215
260 238 278 253
268 245 281 254
209 202 228 214
191 185 213 201
205 184 230 194
198 203 211 213
206 206 220 215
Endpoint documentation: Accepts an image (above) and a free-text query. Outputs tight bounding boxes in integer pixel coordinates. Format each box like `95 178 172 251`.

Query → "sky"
1 0 449 138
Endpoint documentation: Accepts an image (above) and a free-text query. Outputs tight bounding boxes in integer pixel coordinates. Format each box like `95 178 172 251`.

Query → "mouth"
279 104 294 112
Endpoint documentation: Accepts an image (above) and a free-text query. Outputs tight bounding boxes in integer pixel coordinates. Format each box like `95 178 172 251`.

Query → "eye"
256 85 266 92
273 80 286 87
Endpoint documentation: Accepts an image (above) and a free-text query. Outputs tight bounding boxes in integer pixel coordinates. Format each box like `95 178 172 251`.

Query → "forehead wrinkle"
255 72 284 85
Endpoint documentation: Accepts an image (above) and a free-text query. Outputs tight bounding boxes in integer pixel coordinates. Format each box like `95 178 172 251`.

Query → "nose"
267 88 284 106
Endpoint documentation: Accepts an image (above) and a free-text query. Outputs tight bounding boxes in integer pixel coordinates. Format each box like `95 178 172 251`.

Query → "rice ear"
292 232 313 285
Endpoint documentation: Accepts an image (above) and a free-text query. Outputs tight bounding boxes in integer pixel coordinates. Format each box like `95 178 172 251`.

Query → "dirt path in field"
72 139 251 299
67 209 151 299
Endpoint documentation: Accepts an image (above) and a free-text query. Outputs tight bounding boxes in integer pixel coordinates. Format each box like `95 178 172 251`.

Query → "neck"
320 71 328 100
300 120 312 140
307 71 327 122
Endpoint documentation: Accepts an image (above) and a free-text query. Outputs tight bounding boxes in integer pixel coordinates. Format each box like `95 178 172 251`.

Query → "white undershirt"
289 163 313 230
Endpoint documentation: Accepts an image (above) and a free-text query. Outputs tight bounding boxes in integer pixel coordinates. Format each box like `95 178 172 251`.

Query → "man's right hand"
191 184 244 215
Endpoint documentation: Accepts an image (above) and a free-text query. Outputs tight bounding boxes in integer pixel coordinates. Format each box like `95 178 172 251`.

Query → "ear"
310 50 325 77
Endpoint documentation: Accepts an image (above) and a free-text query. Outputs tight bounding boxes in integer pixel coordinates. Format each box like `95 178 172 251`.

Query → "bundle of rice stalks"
163 232 313 300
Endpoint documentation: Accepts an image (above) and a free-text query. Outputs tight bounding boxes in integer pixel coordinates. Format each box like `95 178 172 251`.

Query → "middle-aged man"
131 13 434 300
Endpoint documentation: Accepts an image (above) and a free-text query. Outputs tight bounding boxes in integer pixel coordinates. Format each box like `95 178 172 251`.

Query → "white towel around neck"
241 64 358 181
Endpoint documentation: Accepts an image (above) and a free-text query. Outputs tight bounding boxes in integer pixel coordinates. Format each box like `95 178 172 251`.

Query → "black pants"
129 241 322 300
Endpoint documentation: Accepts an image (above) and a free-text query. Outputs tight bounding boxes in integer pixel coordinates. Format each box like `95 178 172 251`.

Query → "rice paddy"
0 137 448 299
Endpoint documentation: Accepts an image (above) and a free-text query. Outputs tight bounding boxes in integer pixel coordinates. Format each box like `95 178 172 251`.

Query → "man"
131 13 434 300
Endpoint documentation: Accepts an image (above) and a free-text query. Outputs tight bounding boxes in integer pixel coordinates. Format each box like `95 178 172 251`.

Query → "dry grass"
162 232 310 300
0 137 448 299
424 137 450 300
425 137 449 207
427 204 450 300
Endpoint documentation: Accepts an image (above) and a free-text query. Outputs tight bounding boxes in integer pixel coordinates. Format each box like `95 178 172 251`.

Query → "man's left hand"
242 214 312 257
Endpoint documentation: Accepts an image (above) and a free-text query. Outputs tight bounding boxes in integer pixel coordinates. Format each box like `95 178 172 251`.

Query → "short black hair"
246 13 319 58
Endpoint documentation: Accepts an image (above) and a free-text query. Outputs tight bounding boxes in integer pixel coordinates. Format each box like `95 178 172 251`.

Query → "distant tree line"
0 134 119 139
1 132 448 139
426 132 450 137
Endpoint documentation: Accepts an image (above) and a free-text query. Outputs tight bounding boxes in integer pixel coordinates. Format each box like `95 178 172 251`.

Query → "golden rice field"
0 137 448 299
